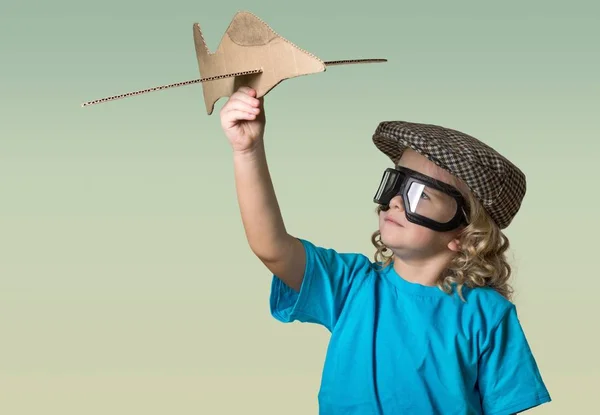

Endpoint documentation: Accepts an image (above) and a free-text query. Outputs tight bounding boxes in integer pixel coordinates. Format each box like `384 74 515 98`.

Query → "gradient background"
1 0 598 413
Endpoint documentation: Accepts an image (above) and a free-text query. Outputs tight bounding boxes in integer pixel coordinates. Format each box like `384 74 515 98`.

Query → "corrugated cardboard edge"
80 11 387 109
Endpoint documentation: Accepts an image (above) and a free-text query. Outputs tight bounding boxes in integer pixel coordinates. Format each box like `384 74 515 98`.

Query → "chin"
380 223 435 254
379 229 408 251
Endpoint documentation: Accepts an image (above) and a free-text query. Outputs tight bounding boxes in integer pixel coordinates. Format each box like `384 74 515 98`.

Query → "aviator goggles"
373 166 469 232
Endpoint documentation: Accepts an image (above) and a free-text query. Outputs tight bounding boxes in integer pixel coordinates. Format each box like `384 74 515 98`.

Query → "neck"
391 250 455 286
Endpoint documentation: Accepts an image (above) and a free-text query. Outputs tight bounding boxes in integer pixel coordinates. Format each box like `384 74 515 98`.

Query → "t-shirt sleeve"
269 238 370 332
478 304 551 415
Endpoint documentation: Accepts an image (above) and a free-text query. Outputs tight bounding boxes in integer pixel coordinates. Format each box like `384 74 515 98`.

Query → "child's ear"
447 238 461 252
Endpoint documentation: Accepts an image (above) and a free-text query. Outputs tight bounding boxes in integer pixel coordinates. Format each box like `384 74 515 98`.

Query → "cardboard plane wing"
82 11 387 114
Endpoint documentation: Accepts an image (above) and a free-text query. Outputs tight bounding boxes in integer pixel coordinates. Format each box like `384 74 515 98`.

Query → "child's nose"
389 194 405 211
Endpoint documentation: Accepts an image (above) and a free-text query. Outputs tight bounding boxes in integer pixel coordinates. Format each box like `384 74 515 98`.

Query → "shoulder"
299 238 375 271
457 286 515 342
461 285 513 316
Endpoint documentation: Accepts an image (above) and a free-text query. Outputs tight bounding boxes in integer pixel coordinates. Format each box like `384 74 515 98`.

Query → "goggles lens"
406 181 458 223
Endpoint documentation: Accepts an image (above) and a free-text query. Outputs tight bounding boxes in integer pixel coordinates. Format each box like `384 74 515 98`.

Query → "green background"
1 0 598 413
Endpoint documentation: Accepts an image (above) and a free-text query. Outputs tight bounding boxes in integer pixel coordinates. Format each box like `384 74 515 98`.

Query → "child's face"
378 149 465 260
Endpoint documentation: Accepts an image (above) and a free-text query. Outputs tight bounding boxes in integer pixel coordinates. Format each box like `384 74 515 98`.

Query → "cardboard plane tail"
81 11 387 112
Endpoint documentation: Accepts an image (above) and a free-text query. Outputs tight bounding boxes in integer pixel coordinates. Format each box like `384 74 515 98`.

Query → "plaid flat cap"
372 121 526 229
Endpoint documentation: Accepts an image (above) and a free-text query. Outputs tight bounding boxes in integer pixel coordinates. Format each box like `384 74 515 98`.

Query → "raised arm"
220 86 305 291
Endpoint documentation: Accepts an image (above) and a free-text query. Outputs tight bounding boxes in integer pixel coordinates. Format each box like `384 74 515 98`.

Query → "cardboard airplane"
81 11 387 114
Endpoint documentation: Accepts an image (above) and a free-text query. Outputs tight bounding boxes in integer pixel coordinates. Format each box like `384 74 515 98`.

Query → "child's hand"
220 86 266 153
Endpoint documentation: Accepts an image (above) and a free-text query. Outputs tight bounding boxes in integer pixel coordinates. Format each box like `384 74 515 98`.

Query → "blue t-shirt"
270 239 551 414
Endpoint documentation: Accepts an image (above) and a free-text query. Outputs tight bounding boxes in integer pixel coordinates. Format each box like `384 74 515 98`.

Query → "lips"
384 216 403 227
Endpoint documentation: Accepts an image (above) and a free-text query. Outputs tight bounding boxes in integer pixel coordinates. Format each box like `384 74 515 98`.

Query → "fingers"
222 97 260 116
236 86 256 96
219 87 265 127
225 109 257 122
231 87 260 108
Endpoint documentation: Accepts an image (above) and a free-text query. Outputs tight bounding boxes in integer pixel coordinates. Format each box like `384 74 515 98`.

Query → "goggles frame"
374 166 469 232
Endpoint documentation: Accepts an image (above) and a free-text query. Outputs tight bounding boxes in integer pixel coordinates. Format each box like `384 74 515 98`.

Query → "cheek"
378 212 387 229
404 224 433 244
399 223 447 250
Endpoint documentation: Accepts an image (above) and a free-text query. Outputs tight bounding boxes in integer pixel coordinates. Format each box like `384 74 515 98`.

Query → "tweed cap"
372 121 526 229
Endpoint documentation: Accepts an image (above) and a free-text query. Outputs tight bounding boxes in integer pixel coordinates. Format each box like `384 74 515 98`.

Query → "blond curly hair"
371 188 513 301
